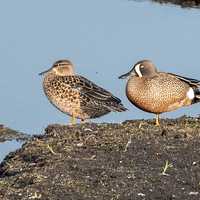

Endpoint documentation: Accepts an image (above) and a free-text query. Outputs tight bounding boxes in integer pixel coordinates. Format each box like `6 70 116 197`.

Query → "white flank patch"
135 64 143 77
187 87 195 100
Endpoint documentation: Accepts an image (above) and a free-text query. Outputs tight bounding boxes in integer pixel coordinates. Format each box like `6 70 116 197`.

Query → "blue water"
0 0 200 162
0 141 22 163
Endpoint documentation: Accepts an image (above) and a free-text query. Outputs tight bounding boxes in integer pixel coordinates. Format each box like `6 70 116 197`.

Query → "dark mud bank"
152 0 200 8
1 116 200 199
0 125 29 143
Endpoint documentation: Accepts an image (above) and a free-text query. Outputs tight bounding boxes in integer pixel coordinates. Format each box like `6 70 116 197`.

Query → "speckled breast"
43 74 90 119
126 74 190 114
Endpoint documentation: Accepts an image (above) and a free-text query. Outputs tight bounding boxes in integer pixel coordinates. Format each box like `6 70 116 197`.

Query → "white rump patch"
187 87 195 100
135 64 142 77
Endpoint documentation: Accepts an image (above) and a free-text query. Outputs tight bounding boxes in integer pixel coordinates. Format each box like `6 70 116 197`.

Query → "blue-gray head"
119 60 158 79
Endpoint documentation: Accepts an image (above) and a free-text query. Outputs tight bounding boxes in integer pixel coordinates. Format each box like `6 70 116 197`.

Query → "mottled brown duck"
40 59 127 124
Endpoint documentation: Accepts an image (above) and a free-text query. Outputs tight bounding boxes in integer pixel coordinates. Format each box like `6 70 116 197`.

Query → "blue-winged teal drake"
40 59 127 124
119 60 200 126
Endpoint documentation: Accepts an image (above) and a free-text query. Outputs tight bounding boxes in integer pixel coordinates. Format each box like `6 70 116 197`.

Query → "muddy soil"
0 116 200 199
0 125 30 143
152 0 200 8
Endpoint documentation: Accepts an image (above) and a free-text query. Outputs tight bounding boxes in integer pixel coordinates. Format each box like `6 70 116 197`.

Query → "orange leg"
70 115 76 125
155 114 160 126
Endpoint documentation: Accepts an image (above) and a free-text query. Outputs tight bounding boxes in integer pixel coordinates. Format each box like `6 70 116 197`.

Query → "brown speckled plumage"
40 60 127 122
127 73 191 113
119 60 200 125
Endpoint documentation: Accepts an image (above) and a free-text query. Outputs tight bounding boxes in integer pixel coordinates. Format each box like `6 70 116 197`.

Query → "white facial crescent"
135 64 143 77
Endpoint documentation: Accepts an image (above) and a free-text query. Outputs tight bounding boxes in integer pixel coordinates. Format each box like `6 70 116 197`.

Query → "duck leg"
70 115 76 125
155 114 160 126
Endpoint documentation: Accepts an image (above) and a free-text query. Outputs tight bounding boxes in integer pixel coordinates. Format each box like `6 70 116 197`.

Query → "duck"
40 59 127 124
119 60 200 126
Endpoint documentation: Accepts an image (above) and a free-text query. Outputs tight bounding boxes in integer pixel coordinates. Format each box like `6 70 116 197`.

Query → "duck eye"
140 65 144 69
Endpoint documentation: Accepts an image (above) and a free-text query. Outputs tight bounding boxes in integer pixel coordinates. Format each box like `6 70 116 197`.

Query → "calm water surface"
0 0 200 161
0 141 22 163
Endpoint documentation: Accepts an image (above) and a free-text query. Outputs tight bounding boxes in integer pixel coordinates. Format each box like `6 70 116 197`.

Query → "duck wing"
74 75 122 103
69 75 127 112
168 73 200 87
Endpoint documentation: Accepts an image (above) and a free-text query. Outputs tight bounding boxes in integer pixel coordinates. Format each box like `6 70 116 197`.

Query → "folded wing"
168 73 200 87
73 75 127 112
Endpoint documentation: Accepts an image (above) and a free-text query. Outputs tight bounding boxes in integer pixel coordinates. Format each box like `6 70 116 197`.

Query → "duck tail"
107 102 128 112
115 103 128 112
192 88 200 104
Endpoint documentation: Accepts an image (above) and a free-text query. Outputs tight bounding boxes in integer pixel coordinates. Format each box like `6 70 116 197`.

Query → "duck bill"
38 69 50 76
118 71 132 79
